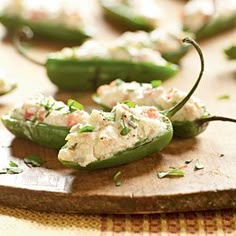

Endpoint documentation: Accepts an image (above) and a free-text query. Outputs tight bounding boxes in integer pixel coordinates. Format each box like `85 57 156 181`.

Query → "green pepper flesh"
100 0 155 31
46 58 178 91
1 115 69 149
0 14 91 43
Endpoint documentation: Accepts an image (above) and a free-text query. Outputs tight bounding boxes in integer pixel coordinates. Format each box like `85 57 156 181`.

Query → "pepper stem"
198 116 236 124
163 37 204 118
13 26 45 67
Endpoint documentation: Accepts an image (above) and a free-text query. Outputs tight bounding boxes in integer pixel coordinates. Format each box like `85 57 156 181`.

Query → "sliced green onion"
78 125 95 133
157 168 185 179
151 80 162 88
24 155 44 167
9 161 18 167
194 159 204 170
67 99 84 112
122 100 136 108
120 127 131 136
113 171 122 187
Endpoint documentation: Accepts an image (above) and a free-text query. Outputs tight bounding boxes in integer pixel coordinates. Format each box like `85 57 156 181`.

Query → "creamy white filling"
0 70 16 94
127 0 161 27
96 80 206 122
53 39 167 65
2 0 86 29
53 24 187 62
184 0 236 32
58 103 167 167
10 94 89 127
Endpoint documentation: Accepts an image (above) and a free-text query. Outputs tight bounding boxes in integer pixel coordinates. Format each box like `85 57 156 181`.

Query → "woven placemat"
0 206 235 235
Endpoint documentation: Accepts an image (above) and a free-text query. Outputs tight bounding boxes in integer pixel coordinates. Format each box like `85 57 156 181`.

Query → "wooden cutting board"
0 0 235 214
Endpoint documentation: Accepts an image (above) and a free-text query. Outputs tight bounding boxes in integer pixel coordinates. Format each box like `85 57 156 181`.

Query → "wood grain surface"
0 0 235 214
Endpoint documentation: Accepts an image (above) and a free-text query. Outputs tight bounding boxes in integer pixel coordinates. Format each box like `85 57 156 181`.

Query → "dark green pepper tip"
13 26 45 67
162 37 204 119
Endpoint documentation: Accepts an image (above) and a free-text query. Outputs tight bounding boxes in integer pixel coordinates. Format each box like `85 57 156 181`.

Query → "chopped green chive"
9 161 18 167
6 168 23 174
68 143 78 151
113 171 122 186
185 159 193 164
218 94 230 100
24 155 44 167
0 168 8 174
78 125 95 133
194 159 204 170
151 80 162 88
115 79 123 86
120 127 131 136
103 112 116 121
0 167 23 174
157 168 185 179
122 100 136 108
67 99 84 112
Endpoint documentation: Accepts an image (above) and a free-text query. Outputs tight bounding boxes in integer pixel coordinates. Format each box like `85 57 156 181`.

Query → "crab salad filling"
51 38 168 66
9 94 89 127
183 0 236 32
58 103 168 167
1 0 88 30
96 79 207 122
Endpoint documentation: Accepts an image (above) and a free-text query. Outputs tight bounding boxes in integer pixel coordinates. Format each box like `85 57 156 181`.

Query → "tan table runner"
0 207 235 235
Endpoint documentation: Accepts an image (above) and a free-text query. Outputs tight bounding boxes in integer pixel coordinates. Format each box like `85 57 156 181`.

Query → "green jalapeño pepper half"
93 39 236 138
100 0 159 32
224 44 236 60
183 0 236 40
1 96 88 149
14 27 179 91
0 2 92 43
58 37 210 170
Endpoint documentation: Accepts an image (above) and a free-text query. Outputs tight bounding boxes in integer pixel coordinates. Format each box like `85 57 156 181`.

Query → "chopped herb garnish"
113 171 122 186
9 161 18 167
54 106 65 111
218 94 230 100
78 125 95 133
0 167 23 174
7 168 23 174
185 159 193 164
194 159 204 170
115 79 123 86
157 168 185 179
67 99 84 112
69 143 78 151
103 112 116 121
122 100 136 108
130 115 139 122
0 168 7 174
151 80 162 88
24 155 44 167
120 127 131 136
